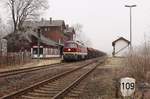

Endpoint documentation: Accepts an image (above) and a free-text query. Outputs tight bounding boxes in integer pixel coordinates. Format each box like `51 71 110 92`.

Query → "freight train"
63 40 106 61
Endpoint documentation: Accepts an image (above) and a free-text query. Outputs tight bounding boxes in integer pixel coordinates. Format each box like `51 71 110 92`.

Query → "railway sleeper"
34 89 59 94
39 87 61 91
26 92 54 97
21 95 50 99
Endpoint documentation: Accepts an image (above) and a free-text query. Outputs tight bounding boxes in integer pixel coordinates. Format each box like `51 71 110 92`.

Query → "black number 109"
122 82 135 90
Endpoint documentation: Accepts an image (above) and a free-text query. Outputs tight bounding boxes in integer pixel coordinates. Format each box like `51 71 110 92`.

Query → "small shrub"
123 44 150 83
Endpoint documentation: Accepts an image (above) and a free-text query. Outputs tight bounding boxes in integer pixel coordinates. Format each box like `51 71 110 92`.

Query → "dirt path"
78 57 125 99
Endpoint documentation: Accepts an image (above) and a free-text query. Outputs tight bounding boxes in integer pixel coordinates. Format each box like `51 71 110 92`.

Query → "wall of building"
40 26 65 44
114 40 129 57
40 26 74 44
31 45 60 58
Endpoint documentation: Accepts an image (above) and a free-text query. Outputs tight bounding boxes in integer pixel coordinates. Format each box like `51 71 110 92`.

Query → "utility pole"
125 5 136 49
37 28 41 59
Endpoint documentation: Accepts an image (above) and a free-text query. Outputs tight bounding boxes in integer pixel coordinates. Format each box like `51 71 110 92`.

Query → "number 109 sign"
120 77 136 97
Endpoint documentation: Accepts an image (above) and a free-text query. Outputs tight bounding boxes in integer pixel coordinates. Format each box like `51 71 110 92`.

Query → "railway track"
0 63 65 77
1 58 104 99
0 60 89 78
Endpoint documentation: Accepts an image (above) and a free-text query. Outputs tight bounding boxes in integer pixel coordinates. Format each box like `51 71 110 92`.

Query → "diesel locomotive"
63 40 106 61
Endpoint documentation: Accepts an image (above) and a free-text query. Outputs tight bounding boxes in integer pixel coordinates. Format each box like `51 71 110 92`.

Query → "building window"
47 28 50 31
45 28 48 31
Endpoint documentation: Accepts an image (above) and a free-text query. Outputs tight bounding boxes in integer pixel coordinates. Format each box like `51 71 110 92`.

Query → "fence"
0 52 31 67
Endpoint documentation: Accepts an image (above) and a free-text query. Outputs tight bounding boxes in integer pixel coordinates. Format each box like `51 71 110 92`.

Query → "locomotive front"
63 41 87 61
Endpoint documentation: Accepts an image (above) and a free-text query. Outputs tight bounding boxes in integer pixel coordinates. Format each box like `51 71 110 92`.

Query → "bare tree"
0 18 13 37
73 24 83 34
73 23 92 47
5 0 49 33
0 18 2 55
0 18 2 38
0 17 8 37
0 17 7 56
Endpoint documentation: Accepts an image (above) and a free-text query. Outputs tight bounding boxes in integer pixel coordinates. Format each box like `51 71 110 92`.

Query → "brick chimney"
41 18 44 25
41 18 44 22
50 17 52 24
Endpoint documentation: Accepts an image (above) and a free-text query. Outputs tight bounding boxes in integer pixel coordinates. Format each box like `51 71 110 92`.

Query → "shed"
112 37 130 57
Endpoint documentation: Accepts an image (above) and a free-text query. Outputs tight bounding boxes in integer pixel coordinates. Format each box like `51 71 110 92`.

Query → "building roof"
28 31 59 46
4 30 63 47
112 37 130 46
23 20 65 28
23 19 75 36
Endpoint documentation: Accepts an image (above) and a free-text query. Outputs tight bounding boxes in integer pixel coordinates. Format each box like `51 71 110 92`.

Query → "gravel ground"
104 57 125 68
0 58 106 98
0 67 68 97
66 57 125 99
0 61 87 98
78 68 116 99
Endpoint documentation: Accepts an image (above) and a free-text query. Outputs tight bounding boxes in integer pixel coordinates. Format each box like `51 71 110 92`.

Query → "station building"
4 18 75 58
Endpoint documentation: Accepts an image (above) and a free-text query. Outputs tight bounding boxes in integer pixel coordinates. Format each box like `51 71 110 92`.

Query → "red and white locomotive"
63 41 87 61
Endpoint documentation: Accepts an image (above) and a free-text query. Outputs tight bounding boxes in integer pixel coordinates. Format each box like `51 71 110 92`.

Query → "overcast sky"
1 0 150 54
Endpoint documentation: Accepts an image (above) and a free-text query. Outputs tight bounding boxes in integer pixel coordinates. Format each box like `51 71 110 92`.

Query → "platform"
0 58 62 72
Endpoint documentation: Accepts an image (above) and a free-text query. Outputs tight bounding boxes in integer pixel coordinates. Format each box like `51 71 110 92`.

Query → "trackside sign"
120 77 136 97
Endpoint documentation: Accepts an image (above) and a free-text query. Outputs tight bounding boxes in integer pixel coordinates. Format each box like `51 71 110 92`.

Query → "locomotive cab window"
65 43 77 48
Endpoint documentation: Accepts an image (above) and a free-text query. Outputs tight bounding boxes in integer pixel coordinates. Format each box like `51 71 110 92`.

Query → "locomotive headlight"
68 48 71 51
